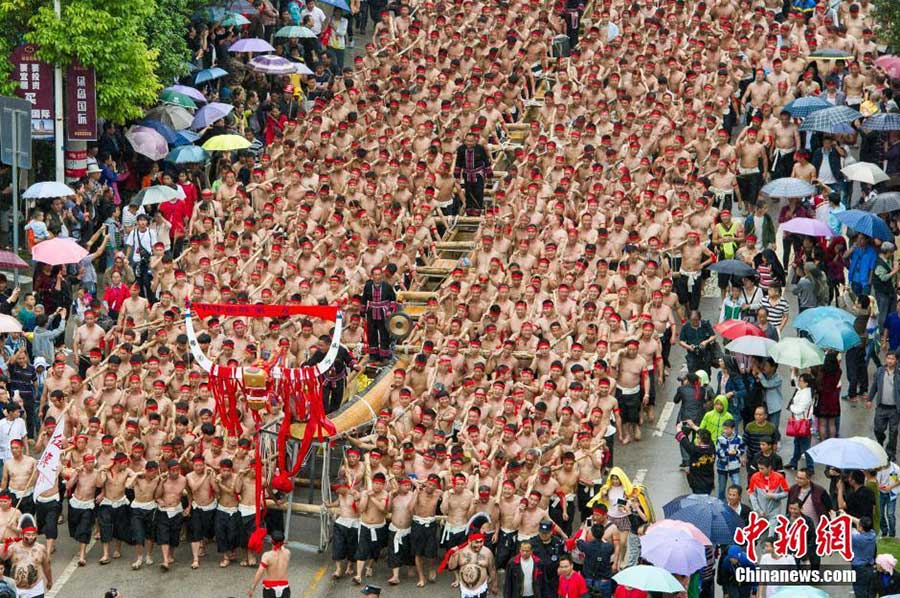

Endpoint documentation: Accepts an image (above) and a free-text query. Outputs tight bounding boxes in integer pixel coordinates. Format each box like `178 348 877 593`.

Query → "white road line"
653 402 675 437
633 469 647 486
46 538 95 598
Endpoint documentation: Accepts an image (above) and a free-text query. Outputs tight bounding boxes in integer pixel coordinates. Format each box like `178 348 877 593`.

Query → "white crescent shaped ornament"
183 306 214 372
315 311 344 375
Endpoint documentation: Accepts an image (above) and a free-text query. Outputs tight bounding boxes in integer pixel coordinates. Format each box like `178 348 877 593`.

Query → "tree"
873 0 900 54
143 0 203 86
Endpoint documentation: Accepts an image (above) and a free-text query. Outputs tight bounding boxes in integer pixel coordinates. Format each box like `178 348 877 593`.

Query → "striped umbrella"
760 177 816 198
864 192 900 213
862 113 900 132
0 250 28 270
799 105 863 132
274 25 317 38
249 55 298 75
783 96 830 118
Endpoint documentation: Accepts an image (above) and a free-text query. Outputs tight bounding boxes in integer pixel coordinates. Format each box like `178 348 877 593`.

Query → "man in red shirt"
557 554 588 598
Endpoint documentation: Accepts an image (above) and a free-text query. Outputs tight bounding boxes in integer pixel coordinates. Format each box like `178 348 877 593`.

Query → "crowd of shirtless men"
5 0 894 594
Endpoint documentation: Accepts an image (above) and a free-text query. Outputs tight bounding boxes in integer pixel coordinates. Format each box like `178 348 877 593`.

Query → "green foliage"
873 0 900 54
144 0 198 85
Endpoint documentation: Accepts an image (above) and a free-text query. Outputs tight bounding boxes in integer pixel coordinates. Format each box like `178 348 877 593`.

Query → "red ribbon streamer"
192 303 338 321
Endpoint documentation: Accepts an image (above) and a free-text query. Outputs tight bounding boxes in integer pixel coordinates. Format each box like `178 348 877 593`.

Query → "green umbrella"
769 337 825 369
221 12 250 26
160 89 198 110
613 565 684 593
773 587 828 598
274 25 317 38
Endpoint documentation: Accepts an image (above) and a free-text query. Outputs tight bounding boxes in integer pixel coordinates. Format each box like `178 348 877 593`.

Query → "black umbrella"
707 259 756 277
863 192 900 213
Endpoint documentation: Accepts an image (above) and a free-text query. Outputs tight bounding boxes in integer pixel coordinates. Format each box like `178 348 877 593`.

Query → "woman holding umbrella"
786 373 816 471
814 352 842 441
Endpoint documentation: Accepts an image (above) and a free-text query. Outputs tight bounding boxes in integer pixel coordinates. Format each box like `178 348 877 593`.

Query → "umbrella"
195 67 228 84
248 55 300 75
793 306 856 330
316 0 350 10
145 104 194 130
646 520 711 545
22 181 75 199
847 436 889 468
783 96 831 118
159 89 197 110
661 494 745 545
640 528 707 575
274 25 317 38
202 134 251 151
862 113 900 132
864 192 900 213
769 337 825 368
220 12 251 26
606 21 620 41
706 259 756 277
834 209 894 241
228 38 275 53
773 587 829 598
612 565 684 594
125 126 169 161
761 177 816 198
0 250 29 270
294 62 314 75
132 185 180 207
725 335 777 357
32 238 88 266
807 437 886 469
194 6 229 21
0 315 22 334
808 48 854 61
136 119 178 145
714 319 764 340
799 105 863 132
172 129 201 147
806 319 861 352
842 161 890 185
875 55 900 70
778 217 833 237
229 0 258 12
163 85 207 104
191 102 235 129
166 145 208 164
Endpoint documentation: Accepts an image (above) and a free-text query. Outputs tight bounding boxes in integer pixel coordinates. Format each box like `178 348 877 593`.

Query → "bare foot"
351 577 361 585
131 560 142 571
451 580 460 588
331 571 341 580
113 551 121 559
387 577 400 585
416 580 426 588
191 560 200 570
145 556 154 565
220 558 230 568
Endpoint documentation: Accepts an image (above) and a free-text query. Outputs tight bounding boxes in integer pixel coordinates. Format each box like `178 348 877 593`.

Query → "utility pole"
53 0 64 182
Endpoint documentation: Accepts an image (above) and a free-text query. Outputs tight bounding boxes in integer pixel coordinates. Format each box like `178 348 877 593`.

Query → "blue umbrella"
316 0 350 10
792 305 855 331
195 67 228 84
834 209 894 241
807 437 885 469
137 119 178 145
863 113 900 132
172 129 201 147
807 319 861 351
640 529 707 575
760 177 816 199
662 494 744 545
166 145 208 164
799 105 863 132
783 96 831 118
191 102 234 129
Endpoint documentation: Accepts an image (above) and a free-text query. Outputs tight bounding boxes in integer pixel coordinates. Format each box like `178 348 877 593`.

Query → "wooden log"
397 291 438 301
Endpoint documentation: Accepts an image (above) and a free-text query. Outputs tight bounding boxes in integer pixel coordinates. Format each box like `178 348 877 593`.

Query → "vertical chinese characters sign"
9 44 54 139
65 63 96 142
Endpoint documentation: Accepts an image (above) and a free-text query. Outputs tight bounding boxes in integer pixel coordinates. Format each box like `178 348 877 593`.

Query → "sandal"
99 557 111 565
191 560 200 570
240 559 250 567
220 558 231 568
160 563 170 572
77 560 86 567
131 560 143 571
351 577 362 585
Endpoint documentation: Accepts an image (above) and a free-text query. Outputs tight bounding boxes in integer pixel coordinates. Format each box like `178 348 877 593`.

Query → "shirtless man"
441 473 475 588
735 128 769 209
248 530 291 598
97 453 131 564
73 310 105 377
409 473 441 586
118 283 150 328
676 232 715 312
386 477 415 585
770 110 800 180
186 455 218 569
516 490 550 544
613 340 649 444
552 453 578 535
127 460 160 569
575 434 606 522
353 472 389 585
328 479 360 579
213 459 241 568
65 454 99 566
1 522 51 598
445 532 499 598
154 458 189 571
2 440 36 515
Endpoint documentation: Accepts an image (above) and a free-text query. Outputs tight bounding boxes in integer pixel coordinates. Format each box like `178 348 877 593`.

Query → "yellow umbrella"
201 134 251 151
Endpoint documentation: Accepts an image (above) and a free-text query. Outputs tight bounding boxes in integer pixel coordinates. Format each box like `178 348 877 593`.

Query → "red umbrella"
0 250 28 270
713 319 764 340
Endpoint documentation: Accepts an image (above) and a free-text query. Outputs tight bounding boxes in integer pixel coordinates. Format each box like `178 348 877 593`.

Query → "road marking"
653 402 675 437
46 538 95 598
303 565 327 598
633 469 647 486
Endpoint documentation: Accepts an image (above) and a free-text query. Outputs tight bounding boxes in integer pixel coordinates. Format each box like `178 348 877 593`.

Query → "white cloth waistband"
461 582 489 598
262 582 289 598
11 488 33 499
239 504 256 518
100 496 130 508
517 532 536 542
161 506 182 519
131 500 157 511
69 496 95 510
442 522 467 542
192 501 218 512
390 524 411 552
360 521 385 542
618 384 641 395
336 516 360 528
412 515 436 526
216 505 237 515
738 166 760 175
17 579 45 598
35 493 60 504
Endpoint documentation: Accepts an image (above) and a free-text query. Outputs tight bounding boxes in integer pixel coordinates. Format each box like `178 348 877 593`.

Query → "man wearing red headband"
248 530 290 598
1 517 52 597
66 454 98 566
445 531 498 598
2 437 35 516
97 452 131 565
73 309 104 377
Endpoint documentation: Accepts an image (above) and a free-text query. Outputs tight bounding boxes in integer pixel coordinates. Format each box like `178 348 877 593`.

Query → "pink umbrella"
778 217 833 238
32 238 88 266
875 55 900 70
125 125 169 161
647 520 712 546
0 250 28 270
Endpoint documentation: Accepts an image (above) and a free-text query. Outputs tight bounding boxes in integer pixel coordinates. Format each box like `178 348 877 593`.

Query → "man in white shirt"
301 0 327 34
0 403 27 478
125 213 158 299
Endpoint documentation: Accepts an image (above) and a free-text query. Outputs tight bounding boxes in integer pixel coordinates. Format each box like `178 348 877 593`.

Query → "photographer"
678 310 718 375
125 213 157 301
676 422 716 495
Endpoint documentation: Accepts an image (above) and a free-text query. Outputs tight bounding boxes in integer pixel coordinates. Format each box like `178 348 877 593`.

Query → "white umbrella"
295 63 314 75
842 161 890 185
22 182 76 199
847 437 889 467
724 335 777 357
131 185 179 206
0 314 22 333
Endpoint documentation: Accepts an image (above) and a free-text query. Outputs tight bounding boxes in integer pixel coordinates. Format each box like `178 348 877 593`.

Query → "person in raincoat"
587 467 653 571
717 544 757 598
699 395 735 442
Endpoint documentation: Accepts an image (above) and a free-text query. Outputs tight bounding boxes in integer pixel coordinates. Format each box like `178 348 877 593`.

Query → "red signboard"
65 63 96 142
10 44 54 139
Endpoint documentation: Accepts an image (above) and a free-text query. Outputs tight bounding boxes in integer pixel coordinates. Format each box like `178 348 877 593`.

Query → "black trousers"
875 405 900 461
463 176 485 214
845 345 868 397
737 172 763 207
98 503 132 544
674 274 702 311
365 317 390 360
68 505 95 544
215 509 240 553
324 381 345 413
